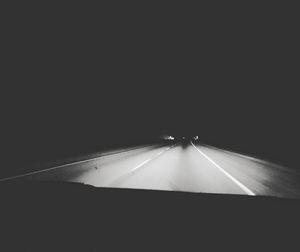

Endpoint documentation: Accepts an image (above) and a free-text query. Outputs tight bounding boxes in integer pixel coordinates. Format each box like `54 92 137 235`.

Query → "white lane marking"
130 143 178 174
0 145 164 182
107 143 178 187
131 159 152 173
191 142 256 196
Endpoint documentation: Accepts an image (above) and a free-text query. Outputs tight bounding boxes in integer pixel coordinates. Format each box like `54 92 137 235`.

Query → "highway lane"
2 142 300 198
112 143 249 195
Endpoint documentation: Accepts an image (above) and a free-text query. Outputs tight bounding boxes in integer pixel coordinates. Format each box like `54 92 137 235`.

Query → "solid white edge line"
191 142 256 196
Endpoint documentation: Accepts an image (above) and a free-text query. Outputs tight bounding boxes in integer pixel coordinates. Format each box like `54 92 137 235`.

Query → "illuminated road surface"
3 142 300 198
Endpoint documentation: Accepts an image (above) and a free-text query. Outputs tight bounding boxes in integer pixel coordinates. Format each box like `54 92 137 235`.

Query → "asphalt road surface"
2 142 300 198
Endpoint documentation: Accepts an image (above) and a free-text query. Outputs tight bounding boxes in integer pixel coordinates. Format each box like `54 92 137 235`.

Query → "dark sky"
2 3 300 170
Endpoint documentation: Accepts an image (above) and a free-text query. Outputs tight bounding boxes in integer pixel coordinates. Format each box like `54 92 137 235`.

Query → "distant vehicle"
161 135 175 140
181 136 198 142
166 136 175 140
179 136 198 148
163 135 198 142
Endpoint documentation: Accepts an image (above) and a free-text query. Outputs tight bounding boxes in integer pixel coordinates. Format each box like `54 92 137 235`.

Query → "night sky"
2 3 299 174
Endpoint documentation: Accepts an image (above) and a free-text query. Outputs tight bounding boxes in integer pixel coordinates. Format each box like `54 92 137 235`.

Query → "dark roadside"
1 180 299 251
0 139 171 180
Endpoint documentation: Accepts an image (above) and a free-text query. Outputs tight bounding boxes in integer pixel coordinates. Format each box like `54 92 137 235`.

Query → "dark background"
2 3 299 177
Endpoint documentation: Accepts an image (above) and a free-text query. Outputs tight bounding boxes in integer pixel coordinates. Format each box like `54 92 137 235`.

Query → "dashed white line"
131 159 152 173
130 143 178 174
191 142 255 196
106 144 178 187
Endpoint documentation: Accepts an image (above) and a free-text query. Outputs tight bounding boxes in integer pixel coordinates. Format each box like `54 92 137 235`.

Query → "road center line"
130 159 152 173
107 143 178 187
191 142 255 196
130 143 178 173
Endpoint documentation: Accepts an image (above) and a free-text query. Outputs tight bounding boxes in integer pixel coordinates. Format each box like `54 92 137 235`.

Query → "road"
2 142 300 198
